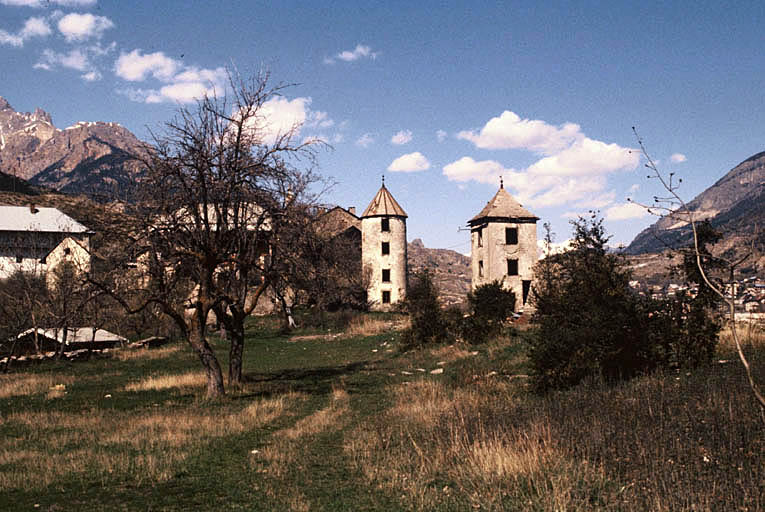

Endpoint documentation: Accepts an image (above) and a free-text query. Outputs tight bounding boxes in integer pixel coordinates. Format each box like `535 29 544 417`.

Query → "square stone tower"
361 180 408 311
469 181 538 312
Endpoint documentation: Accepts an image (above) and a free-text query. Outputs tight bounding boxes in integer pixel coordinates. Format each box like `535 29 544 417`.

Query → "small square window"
381 218 390 232
505 227 518 245
382 291 391 304
478 260 484 278
382 269 391 282
16 255 23 264
507 259 518 276
382 242 390 255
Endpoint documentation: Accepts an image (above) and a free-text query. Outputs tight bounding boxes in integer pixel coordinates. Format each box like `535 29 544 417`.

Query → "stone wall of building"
471 220 537 311
361 216 407 311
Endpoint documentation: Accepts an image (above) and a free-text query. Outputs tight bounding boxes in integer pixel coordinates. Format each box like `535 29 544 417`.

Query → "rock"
430 368 444 375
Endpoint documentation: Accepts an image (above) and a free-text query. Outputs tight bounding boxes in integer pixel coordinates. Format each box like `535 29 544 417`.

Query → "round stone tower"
361 178 408 311
468 179 538 312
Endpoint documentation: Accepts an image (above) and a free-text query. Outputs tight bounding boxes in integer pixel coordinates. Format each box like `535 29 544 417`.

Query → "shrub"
529 216 721 391
462 280 516 344
401 270 449 348
529 216 659 390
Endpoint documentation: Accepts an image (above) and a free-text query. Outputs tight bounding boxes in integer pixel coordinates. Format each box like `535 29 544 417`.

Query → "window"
507 258 518 276
522 280 531 305
382 269 391 282
382 242 390 255
505 227 518 245
382 291 391 304
64 247 71 255
477 228 483 247
15 255 23 264
381 218 390 232
478 260 484 277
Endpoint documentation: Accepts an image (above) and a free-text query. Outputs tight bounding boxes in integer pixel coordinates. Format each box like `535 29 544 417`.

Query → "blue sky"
2 0 764 253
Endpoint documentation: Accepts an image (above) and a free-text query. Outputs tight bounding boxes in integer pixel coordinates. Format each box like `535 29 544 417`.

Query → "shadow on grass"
237 360 375 399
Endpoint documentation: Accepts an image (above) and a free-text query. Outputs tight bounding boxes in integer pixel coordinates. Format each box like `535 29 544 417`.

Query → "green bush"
401 270 449 349
529 216 721 391
461 280 516 344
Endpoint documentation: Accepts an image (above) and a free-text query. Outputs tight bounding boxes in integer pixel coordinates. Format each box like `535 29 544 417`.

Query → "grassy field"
0 316 762 511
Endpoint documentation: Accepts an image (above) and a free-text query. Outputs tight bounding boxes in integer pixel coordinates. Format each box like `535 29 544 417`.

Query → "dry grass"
0 373 75 399
719 323 765 352
343 316 394 337
0 393 295 491
124 371 207 392
429 344 473 364
113 344 182 361
345 378 609 510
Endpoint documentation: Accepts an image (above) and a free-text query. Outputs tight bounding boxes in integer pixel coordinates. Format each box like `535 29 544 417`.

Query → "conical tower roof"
469 184 537 225
361 184 407 218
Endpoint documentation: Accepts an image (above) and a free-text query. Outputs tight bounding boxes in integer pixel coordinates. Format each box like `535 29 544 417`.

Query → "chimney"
29 203 38 214
348 206 356 215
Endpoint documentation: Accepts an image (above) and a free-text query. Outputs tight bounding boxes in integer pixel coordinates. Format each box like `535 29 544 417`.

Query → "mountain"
627 151 765 275
0 96 145 200
408 238 471 306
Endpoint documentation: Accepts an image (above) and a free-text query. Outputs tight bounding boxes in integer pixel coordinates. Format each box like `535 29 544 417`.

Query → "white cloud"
115 49 227 103
443 157 510 184
538 238 574 257
57 13 113 42
670 153 687 163
388 152 430 172
81 70 100 81
446 111 639 208
457 110 581 155
605 202 650 221
356 133 374 148
325 44 379 64
628 183 640 193
391 129 412 145
1 0 96 6
0 15 51 46
34 46 107 81
254 96 310 145
114 49 179 81
526 137 638 177
436 129 447 142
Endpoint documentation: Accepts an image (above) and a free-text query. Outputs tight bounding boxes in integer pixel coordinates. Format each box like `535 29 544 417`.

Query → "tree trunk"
189 311 225 398
228 323 245 387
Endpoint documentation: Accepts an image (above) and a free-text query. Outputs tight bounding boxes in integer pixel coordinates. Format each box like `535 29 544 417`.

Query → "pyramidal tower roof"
361 181 407 218
469 181 537 225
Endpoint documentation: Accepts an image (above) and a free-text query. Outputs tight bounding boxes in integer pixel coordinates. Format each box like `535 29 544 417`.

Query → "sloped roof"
469 186 537 224
0 206 90 233
17 327 127 344
317 206 361 236
361 185 407 218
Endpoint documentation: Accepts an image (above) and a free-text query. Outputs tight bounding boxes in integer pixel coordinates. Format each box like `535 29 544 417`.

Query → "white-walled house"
0 204 91 279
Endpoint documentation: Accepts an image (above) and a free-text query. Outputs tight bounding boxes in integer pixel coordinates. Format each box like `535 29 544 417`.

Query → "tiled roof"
469 186 537 224
0 205 89 233
361 185 407 218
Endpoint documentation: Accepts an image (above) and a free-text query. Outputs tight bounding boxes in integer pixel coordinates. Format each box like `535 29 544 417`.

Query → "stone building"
361 181 408 311
468 181 538 312
0 204 91 279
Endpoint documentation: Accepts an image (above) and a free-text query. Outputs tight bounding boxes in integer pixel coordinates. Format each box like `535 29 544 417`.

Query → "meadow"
0 315 762 511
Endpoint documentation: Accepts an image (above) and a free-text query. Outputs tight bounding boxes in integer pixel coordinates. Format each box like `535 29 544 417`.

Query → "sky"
2 0 764 254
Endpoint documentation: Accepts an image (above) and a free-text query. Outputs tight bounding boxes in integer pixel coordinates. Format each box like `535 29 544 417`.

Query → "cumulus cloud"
1 0 96 6
457 111 581 155
324 44 379 64
605 202 650 221
57 13 113 42
34 43 111 81
445 111 639 208
115 49 227 103
391 129 412 145
114 49 179 81
388 152 430 172
253 96 311 145
356 133 374 148
670 153 687 163
436 129 447 142
0 15 51 46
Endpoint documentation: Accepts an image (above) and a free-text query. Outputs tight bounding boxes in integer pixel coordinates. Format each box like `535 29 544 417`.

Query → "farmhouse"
0 204 91 279
469 180 538 312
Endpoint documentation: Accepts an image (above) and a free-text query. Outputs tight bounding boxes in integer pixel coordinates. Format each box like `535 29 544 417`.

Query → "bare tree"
632 128 765 420
95 72 324 397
